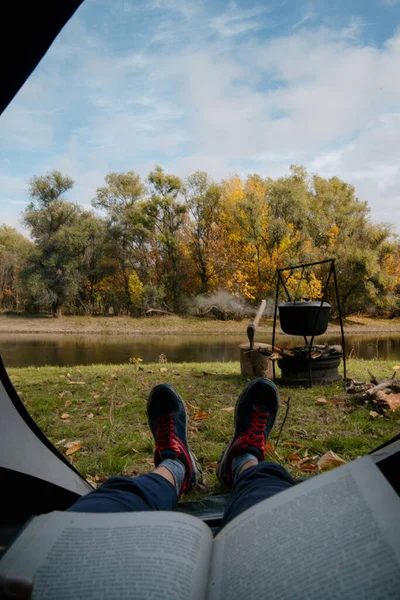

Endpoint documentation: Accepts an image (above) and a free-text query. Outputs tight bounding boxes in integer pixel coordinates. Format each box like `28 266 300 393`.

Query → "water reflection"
1 332 400 368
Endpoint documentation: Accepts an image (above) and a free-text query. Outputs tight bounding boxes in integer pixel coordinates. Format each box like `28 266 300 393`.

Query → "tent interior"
0 0 399 552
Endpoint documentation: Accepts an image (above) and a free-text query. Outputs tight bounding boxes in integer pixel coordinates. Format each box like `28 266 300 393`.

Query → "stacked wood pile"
346 368 400 413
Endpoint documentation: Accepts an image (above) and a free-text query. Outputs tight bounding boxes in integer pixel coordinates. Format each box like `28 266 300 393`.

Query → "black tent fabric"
0 356 92 519
0 0 84 116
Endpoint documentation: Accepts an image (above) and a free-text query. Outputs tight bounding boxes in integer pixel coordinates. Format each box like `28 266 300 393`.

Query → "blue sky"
1 0 400 233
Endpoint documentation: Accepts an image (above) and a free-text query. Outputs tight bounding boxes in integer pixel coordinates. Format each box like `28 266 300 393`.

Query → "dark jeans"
68 462 296 527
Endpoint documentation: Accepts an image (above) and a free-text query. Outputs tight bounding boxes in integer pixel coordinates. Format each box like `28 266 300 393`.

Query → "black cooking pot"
278 301 331 336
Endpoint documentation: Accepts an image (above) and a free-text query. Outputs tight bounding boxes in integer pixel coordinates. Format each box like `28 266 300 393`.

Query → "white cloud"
1 3 400 231
209 6 268 37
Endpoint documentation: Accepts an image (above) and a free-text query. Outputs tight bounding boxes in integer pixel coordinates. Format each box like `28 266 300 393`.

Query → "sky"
1 0 400 234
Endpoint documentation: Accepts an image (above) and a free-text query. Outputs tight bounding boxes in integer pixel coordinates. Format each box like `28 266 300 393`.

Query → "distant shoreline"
1 314 400 336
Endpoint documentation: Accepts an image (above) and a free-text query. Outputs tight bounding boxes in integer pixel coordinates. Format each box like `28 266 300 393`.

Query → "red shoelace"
155 414 182 455
235 406 268 454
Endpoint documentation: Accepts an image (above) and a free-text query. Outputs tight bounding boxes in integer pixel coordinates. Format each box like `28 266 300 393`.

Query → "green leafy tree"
184 171 223 294
0 225 33 310
310 175 396 316
93 171 150 314
22 171 84 316
147 166 186 311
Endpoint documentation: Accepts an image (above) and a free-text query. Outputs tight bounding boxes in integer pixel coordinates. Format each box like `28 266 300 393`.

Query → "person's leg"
69 384 202 513
216 378 296 526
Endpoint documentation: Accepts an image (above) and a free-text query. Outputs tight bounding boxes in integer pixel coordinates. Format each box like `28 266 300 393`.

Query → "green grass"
8 359 400 498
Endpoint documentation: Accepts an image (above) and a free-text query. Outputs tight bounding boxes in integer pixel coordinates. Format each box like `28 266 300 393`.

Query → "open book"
1 456 399 599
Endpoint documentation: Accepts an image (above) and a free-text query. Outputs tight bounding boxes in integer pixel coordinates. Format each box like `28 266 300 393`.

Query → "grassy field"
1 313 400 335
8 359 400 497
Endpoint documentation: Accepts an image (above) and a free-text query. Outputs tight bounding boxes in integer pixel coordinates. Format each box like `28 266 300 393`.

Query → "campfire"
266 344 343 387
271 259 347 388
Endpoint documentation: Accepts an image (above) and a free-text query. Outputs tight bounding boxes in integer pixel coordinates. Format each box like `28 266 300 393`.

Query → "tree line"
1 166 399 318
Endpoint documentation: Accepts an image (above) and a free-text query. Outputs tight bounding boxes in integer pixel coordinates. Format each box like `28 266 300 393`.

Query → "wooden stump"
239 343 273 379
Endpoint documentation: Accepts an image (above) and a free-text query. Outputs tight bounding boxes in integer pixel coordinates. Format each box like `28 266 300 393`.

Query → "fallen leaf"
92 393 100 399
61 413 70 420
55 439 67 446
187 401 200 410
369 410 380 419
299 463 320 472
67 381 86 385
221 406 235 412
286 452 300 461
392 366 400 371
58 392 65 399
87 413 94 419
317 451 347 469
193 373 203 378
375 391 400 412
316 398 328 404
265 443 275 455
206 461 217 471
64 399 72 407
146 369 154 374
188 425 199 434
193 411 208 421
160 367 168 373
64 441 82 456
282 442 305 448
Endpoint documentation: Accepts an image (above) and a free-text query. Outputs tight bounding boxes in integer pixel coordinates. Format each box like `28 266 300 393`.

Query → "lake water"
1 332 400 367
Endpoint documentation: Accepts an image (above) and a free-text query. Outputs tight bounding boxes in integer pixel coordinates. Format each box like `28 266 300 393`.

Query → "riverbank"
1 313 400 336
8 359 400 497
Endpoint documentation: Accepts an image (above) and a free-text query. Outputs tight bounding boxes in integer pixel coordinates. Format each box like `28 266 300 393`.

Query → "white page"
208 457 400 600
0 511 213 600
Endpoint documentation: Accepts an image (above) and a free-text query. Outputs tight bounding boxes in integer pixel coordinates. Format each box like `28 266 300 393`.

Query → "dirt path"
1 314 400 336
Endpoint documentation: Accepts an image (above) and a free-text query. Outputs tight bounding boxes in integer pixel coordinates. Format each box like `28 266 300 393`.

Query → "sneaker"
217 378 279 487
147 384 202 493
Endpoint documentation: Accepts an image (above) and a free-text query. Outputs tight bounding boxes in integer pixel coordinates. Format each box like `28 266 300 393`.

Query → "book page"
0 511 213 600
208 457 400 600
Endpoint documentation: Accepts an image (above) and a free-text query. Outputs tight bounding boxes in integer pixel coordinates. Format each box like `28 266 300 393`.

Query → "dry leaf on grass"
221 406 234 412
317 451 346 469
193 373 203 378
369 410 380 418
67 381 86 385
61 413 70 420
282 441 305 448
265 443 275 455
299 463 320 472
206 461 217 471
375 391 400 412
187 401 200 410
64 441 83 456
160 367 168 373
286 452 300 461
193 411 209 421
392 366 400 371
87 413 94 419
316 398 328 404
55 439 67 446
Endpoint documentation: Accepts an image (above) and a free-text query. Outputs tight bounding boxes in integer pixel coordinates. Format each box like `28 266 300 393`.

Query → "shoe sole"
147 384 203 490
217 378 279 486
